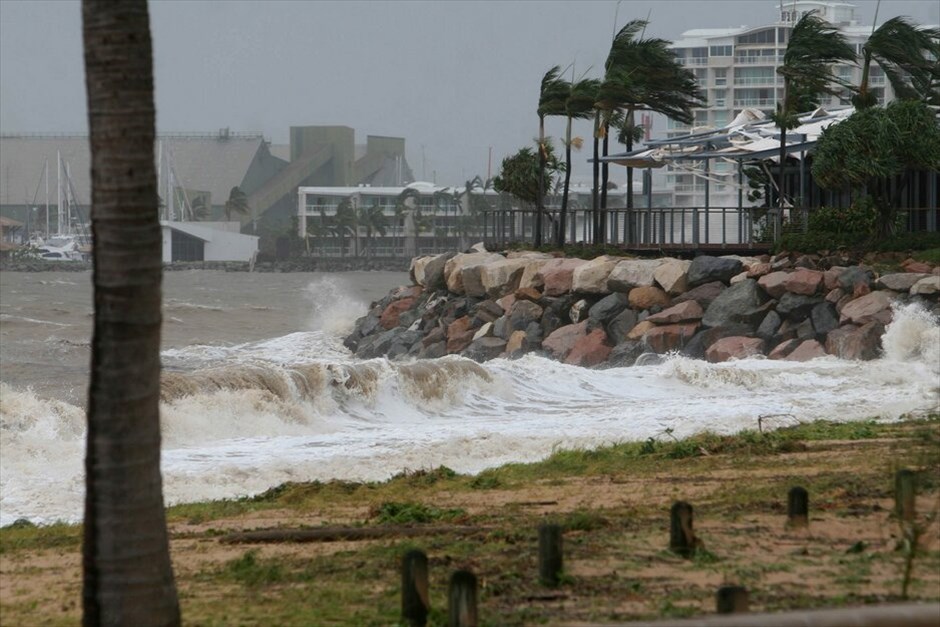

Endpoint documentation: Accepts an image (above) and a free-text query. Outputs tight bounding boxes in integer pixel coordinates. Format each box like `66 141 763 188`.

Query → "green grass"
913 247 940 265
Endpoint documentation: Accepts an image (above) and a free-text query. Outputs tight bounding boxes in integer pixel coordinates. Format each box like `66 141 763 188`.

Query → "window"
709 45 733 56
778 27 790 43
736 29 776 45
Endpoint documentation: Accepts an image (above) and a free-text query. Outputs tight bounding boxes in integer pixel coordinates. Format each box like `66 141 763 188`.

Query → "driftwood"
219 525 482 544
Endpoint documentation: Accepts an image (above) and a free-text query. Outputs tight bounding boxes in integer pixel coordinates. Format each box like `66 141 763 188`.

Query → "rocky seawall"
344 251 940 366
0 257 411 273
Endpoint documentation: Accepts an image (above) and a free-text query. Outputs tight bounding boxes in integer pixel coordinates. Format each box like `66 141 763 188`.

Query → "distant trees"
223 186 250 222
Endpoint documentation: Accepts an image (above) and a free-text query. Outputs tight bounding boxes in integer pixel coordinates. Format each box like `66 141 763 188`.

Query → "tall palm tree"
334 196 358 257
189 194 210 221
81 1 180 625
537 66 569 247
358 200 388 257
854 16 940 109
223 185 250 222
594 20 703 243
558 74 600 247
775 11 855 214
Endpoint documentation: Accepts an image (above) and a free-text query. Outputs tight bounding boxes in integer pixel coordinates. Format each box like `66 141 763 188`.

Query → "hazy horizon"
1 0 937 185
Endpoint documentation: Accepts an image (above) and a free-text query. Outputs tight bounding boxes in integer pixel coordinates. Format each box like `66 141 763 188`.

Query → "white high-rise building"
666 1 900 208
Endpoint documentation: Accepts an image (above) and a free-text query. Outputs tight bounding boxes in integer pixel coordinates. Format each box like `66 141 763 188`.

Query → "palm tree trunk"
536 114 545 248
559 116 573 248
81 1 180 625
600 121 610 244
592 110 600 244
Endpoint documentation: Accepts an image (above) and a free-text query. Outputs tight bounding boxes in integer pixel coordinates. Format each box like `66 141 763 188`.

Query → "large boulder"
542 321 589 360
565 329 612 367
607 259 664 292
643 322 699 353
701 279 769 329
705 336 765 362
876 273 930 292
768 338 803 360
607 340 646 367
538 258 588 296
654 258 692 295
838 266 874 293
518 258 553 290
776 292 824 321
911 275 940 295
572 256 620 294
463 337 507 362
810 302 839 338
423 252 456 290
783 269 824 295
473 300 505 324
784 339 827 361
681 324 753 360
606 309 639 344
589 292 630 323
446 316 477 353
826 322 883 360
445 252 503 294
410 255 435 286
756 310 782 342
757 271 790 298
823 266 847 290
380 297 416 330
673 281 726 309
628 286 671 310
479 258 530 298
646 300 704 325
687 256 743 287
509 299 544 331
840 290 895 325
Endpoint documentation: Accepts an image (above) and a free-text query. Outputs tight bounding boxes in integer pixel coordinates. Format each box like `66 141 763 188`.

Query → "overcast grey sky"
1 0 937 185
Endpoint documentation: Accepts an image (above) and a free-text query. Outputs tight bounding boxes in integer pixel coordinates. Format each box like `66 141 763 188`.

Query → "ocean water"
1 270 938 526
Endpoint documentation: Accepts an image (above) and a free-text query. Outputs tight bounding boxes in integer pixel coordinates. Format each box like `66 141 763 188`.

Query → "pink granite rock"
705 336 765 362
758 271 790 298
839 291 894 325
646 300 704 324
783 269 823 295
643 322 699 353
542 321 589 360
565 328 612 367
784 339 827 361
539 259 587 296
380 297 416 329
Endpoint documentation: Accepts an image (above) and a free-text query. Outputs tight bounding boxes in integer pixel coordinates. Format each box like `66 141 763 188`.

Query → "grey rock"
673 281 727 308
795 319 816 341
493 315 511 340
810 302 839 338
463 337 507 362
607 309 639 344
424 252 456 291
777 292 824 320
687 256 743 287
756 310 782 341
607 340 646 367
474 299 505 323
511 300 544 331
419 341 446 359
701 279 769 329
838 266 874 292
682 324 753 360
589 293 629 323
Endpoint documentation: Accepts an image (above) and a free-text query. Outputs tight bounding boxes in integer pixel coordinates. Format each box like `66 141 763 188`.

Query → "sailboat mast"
65 162 72 235
44 158 49 238
157 140 163 220
56 151 62 236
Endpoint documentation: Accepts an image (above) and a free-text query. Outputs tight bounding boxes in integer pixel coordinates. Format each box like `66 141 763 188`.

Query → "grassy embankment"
2 415 939 625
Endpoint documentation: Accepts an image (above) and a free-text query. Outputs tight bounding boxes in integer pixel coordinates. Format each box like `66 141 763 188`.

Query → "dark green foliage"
813 101 940 191
493 144 564 206
807 198 880 236
854 17 940 109
224 550 285 587
777 230 940 254
372 502 466 524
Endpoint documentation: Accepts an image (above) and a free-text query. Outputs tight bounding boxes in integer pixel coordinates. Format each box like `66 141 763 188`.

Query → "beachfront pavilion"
597 106 939 250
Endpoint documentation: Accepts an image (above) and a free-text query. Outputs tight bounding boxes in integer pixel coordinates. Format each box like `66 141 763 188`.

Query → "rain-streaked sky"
1 0 937 184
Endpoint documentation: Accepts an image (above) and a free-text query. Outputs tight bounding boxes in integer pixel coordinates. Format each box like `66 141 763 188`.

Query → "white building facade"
666 1 901 208
160 221 259 263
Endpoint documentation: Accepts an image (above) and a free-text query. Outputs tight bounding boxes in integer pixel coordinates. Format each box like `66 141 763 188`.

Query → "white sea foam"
1 303 938 526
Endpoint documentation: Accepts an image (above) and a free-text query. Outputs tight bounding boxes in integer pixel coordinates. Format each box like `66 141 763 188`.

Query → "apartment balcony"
870 76 886 85
733 76 783 86
733 98 776 107
678 57 709 66
734 55 783 65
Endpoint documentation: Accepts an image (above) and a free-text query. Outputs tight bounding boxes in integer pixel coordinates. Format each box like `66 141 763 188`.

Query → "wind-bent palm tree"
775 11 855 214
334 197 358 257
854 16 940 109
223 185 250 222
190 194 210 221
537 66 569 247
558 74 600 247
81 1 180 624
358 201 388 257
593 19 702 243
